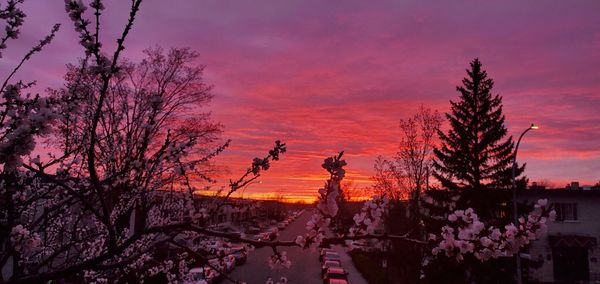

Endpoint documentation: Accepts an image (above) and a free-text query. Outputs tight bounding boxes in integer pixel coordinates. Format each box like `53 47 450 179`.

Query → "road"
227 210 367 284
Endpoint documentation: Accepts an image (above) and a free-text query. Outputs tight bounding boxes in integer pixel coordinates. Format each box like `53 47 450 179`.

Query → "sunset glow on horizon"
4 1 599 202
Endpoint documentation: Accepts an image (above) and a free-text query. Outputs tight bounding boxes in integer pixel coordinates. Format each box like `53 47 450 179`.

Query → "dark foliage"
420 188 529 284
433 58 526 190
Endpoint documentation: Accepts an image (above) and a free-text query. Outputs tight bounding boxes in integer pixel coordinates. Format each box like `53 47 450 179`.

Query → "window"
553 203 578 221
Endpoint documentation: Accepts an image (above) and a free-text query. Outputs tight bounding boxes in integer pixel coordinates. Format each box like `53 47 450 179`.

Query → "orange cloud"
10 0 600 198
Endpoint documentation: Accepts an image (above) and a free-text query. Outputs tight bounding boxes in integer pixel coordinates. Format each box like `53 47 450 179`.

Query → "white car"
322 251 341 262
208 255 235 273
319 248 336 260
185 267 209 284
205 240 223 254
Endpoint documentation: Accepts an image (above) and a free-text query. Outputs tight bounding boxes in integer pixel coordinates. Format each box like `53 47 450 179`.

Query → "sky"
3 1 600 202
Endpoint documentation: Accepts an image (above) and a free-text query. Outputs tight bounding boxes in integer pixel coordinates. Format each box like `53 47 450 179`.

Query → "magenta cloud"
3 0 599 200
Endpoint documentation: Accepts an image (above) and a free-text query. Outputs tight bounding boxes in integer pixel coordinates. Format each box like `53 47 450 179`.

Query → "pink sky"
3 1 600 201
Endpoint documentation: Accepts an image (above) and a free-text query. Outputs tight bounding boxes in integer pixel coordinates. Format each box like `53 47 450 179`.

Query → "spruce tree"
433 58 525 190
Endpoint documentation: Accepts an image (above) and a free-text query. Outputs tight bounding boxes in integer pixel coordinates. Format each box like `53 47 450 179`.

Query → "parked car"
205 240 223 254
231 249 247 265
257 232 268 242
185 267 209 284
247 226 261 235
186 266 221 284
207 258 222 271
321 260 341 276
247 234 261 242
203 266 222 283
219 227 242 238
322 251 341 262
349 239 371 251
319 248 336 261
277 222 286 230
259 229 278 241
225 255 236 272
208 255 235 273
323 267 349 284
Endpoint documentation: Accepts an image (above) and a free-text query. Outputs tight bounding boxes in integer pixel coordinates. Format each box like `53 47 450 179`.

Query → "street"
227 210 367 284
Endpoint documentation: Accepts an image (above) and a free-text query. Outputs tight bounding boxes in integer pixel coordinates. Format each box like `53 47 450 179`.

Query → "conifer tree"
433 58 525 190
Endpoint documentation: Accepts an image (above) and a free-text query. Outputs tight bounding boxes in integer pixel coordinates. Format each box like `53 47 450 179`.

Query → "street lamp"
512 123 538 187
512 123 538 284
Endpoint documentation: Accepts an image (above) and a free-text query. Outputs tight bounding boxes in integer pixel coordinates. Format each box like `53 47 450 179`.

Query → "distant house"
194 196 262 227
519 187 600 283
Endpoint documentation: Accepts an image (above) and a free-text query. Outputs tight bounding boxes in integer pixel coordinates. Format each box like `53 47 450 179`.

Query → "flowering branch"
429 199 555 262
295 152 346 249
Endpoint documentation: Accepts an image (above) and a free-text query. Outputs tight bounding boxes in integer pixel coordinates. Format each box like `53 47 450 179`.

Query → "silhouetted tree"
343 180 372 202
0 2 289 283
372 156 404 199
433 58 525 190
0 1 61 281
371 106 442 202
398 106 442 199
368 106 442 282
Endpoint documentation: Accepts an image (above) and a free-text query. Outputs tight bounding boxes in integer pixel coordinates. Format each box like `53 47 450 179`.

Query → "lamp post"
512 123 538 284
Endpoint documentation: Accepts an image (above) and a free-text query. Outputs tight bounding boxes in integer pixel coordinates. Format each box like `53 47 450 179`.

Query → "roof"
324 254 341 261
189 267 204 273
324 260 341 265
327 267 346 273
520 188 600 197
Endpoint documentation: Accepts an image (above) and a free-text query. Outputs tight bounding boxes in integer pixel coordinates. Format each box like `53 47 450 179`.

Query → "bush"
348 250 387 284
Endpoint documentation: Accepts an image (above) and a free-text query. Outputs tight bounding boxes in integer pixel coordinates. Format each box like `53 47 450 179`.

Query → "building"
194 196 263 228
519 188 600 283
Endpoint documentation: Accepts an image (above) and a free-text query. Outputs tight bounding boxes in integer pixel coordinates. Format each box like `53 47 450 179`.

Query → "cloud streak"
6 0 600 201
